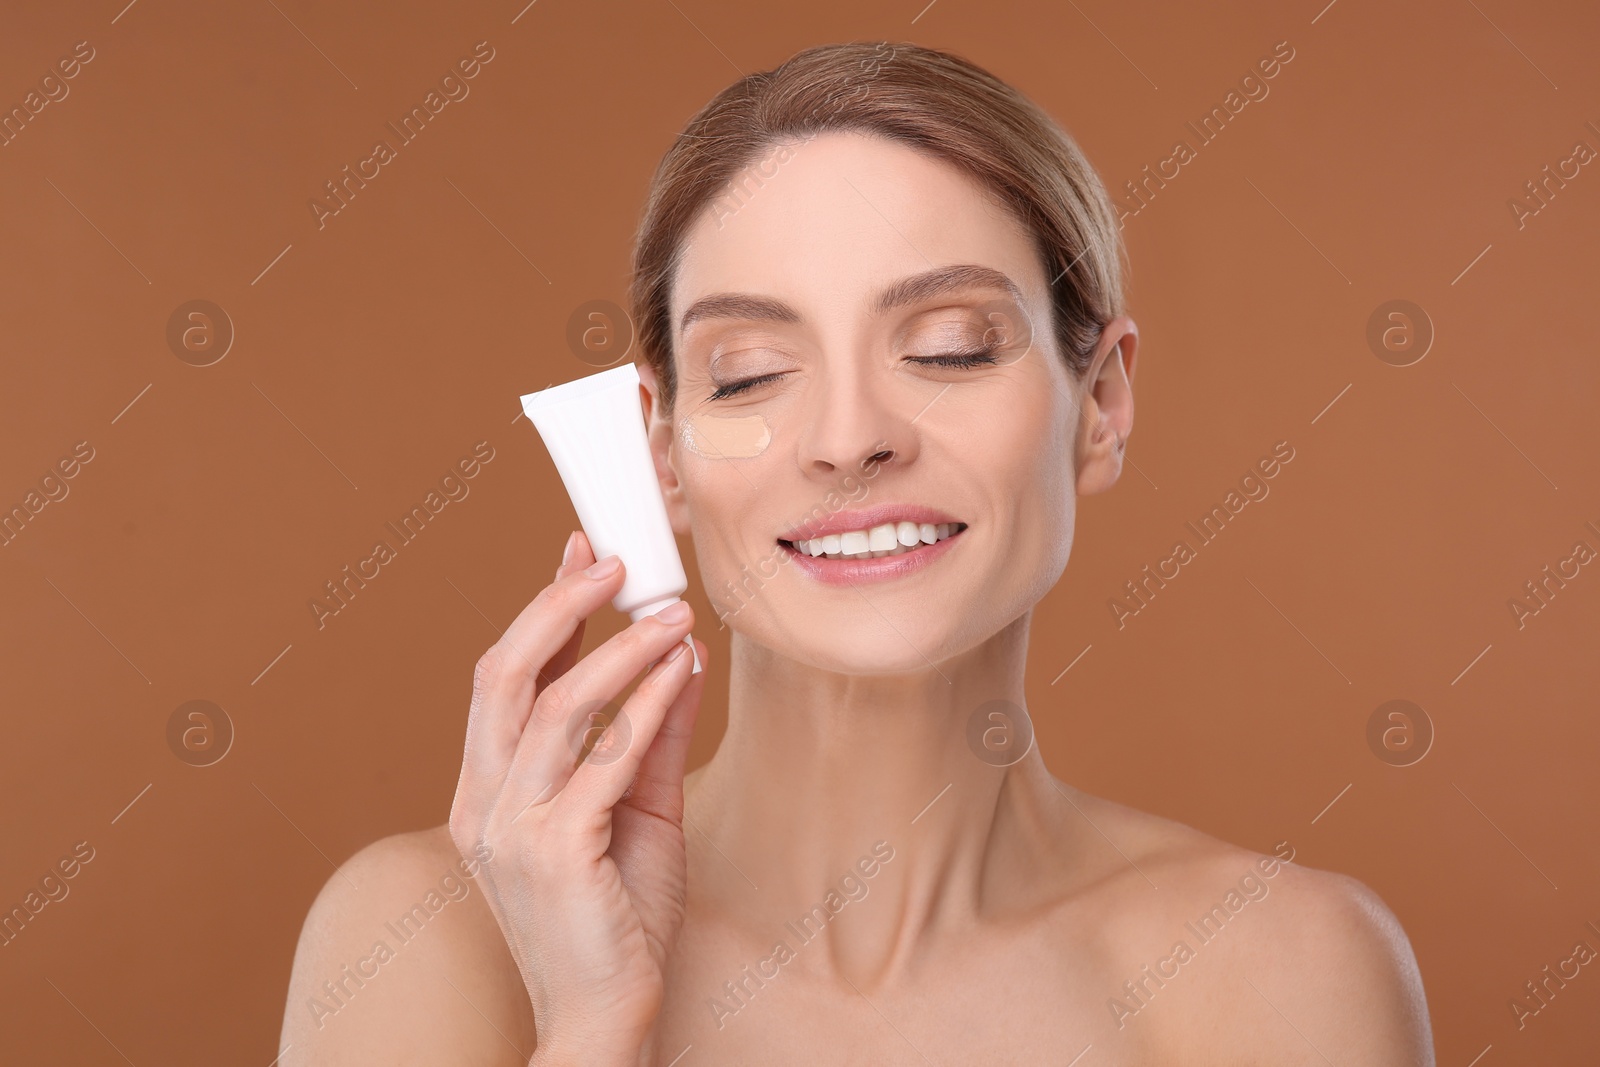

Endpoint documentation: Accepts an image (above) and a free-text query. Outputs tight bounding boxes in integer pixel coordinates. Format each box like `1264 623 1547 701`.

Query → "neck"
685 611 1075 987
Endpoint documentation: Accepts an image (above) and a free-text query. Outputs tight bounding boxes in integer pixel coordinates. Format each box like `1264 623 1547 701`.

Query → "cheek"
992 389 1077 591
677 442 784 602
1028 465 1075 557
680 412 773 459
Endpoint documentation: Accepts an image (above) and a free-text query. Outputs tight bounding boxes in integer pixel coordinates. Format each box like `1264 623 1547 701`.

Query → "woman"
281 41 1434 1064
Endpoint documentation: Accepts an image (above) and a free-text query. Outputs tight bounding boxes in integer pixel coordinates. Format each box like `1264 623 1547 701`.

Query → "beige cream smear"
680 413 772 459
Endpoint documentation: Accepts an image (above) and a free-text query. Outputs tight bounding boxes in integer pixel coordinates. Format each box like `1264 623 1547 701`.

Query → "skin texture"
279 131 1435 1065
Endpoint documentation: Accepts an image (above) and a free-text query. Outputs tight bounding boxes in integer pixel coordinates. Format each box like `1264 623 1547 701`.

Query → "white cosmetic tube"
520 363 700 673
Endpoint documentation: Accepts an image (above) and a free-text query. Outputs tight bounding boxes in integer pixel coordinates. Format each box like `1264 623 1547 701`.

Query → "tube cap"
632 596 702 675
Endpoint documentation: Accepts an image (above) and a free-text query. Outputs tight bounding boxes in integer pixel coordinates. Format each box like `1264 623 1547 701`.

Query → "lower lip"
778 528 965 586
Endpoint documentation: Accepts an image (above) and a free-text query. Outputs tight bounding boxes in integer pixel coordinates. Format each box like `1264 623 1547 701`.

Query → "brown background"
2 0 1597 1062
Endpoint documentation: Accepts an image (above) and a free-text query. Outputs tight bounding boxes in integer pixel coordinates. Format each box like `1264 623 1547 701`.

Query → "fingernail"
656 600 691 624
561 531 579 569
585 555 621 579
661 641 690 664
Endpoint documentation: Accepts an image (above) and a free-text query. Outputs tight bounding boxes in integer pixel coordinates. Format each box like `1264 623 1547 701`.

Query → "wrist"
528 1036 648 1067
522 993 659 1067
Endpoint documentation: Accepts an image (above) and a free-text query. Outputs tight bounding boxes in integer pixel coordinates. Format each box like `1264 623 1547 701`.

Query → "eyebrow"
677 263 1026 336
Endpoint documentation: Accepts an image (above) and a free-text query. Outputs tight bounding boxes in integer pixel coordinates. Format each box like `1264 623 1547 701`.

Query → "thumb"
622 636 707 824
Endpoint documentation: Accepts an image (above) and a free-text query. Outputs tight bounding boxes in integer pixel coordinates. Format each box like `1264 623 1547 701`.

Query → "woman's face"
644 130 1130 674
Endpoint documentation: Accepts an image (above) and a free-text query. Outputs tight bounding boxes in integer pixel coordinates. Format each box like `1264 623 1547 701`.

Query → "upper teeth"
791 522 965 560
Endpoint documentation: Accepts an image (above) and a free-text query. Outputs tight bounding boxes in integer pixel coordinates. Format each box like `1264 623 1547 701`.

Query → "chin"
725 583 986 676
758 626 962 676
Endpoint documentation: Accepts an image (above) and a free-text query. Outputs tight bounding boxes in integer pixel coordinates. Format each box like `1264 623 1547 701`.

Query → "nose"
795 366 915 478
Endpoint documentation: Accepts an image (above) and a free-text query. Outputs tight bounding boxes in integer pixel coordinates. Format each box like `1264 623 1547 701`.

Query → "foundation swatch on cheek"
680 412 772 459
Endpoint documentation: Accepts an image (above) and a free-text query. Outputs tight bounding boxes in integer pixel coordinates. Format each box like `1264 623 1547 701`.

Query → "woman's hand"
449 530 706 1067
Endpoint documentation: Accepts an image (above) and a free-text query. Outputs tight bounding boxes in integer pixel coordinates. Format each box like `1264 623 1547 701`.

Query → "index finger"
458 543 628 798
544 529 599 684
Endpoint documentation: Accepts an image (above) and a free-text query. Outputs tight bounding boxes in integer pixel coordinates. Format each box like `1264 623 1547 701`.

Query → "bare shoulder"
1221 856 1435 1065
278 823 534 1065
1053 785 1434 1065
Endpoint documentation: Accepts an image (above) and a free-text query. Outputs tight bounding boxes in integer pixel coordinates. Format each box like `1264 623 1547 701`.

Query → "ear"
637 360 692 534
1074 315 1138 497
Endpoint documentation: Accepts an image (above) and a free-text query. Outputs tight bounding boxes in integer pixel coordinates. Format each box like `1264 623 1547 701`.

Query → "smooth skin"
280 131 1434 1065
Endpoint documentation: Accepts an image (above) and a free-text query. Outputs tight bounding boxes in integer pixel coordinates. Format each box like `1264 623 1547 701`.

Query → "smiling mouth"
779 521 968 561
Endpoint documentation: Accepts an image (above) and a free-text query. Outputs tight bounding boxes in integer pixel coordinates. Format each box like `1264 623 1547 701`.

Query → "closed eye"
908 348 1000 369
707 373 785 401
706 349 1000 401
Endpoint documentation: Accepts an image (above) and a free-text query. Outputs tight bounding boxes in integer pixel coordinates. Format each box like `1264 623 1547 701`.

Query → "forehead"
671 131 1045 333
